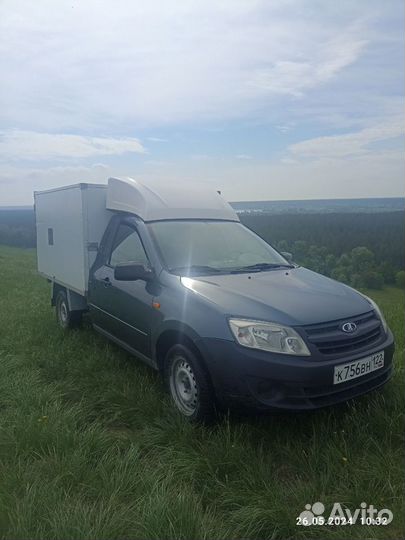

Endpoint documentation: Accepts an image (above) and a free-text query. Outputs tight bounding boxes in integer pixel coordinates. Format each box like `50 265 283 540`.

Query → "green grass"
0 245 404 540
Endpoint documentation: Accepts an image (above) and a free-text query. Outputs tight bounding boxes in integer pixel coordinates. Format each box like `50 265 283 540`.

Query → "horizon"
1 195 404 211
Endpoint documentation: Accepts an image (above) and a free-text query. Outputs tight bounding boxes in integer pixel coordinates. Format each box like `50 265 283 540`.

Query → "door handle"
102 276 112 287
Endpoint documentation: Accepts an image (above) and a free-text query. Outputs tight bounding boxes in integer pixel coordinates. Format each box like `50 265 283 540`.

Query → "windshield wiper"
169 264 224 275
230 262 295 273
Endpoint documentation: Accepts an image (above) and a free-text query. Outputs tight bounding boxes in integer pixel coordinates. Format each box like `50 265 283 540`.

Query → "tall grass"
0 245 404 539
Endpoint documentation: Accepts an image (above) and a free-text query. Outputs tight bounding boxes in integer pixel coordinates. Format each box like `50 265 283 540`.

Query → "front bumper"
196 329 395 411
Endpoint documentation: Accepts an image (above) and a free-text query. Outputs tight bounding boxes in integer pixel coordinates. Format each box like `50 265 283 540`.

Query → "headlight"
362 295 388 334
229 319 311 356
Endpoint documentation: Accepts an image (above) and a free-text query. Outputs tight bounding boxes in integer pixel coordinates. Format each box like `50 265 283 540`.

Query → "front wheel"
55 290 82 329
164 344 216 423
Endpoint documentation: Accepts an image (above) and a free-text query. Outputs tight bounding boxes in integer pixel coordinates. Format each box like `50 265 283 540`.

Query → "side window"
109 224 149 267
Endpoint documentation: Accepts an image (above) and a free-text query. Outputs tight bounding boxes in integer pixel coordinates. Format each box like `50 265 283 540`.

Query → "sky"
0 0 403 205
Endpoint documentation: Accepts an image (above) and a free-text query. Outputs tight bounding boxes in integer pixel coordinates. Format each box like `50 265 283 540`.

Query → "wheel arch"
154 323 207 373
51 282 66 306
51 283 87 311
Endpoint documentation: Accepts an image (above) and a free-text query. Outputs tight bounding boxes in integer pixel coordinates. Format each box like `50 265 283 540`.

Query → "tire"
55 290 82 329
164 343 216 423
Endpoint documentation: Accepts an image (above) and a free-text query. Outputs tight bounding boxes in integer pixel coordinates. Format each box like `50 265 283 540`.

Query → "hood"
183 267 372 326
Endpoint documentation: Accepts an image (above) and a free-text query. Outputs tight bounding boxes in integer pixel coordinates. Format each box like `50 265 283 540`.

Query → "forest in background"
0 208 35 248
240 212 404 289
0 207 404 290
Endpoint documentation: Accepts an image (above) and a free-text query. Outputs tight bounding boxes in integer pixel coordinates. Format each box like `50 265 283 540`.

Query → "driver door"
91 220 155 358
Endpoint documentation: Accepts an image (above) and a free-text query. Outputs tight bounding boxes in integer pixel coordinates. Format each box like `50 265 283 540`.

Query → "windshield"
148 220 291 274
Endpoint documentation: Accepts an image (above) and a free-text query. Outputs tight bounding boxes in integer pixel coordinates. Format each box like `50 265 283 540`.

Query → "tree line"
0 209 36 247
1 208 403 289
240 212 404 289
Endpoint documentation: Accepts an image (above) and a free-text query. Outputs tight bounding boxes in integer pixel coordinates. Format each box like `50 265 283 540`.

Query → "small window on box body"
48 228 54 245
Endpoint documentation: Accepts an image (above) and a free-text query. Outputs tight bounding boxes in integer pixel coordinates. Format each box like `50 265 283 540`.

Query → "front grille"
302 310 383 356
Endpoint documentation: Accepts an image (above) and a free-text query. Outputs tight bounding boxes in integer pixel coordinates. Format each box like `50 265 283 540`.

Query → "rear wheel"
55 290 82 329
164 343 216 423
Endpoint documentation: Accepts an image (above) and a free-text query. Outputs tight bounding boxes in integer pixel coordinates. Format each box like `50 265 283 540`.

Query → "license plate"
333 351 384 385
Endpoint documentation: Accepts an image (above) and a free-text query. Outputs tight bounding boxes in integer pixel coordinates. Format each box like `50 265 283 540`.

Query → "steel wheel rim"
169 355 198 415
59 300 68 323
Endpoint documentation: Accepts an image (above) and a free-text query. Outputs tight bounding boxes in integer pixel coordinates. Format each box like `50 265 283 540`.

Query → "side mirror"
281 251 293 263
114 263 154 282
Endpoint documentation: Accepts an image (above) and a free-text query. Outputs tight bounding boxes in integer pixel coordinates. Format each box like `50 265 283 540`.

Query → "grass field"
0 245 404 540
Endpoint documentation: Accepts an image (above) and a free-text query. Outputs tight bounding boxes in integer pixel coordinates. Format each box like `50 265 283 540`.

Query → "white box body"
34 183 110 296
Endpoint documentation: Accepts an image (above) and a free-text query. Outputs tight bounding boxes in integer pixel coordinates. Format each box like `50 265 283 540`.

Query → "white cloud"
147 137 168 143
124 149 405 201
0 131 145 161
236 154 252 160
276 124 295 133
0 163 112 204
0 0 402 203
1 145 403 205
91 162 109 169
247 31 367 97
0 0 374 130
289 120 404 159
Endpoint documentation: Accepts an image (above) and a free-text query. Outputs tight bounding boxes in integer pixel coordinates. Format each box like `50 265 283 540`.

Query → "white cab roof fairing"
106 177 239 222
